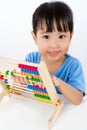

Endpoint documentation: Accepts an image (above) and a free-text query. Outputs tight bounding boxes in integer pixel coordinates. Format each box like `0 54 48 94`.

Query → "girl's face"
32 22 73 63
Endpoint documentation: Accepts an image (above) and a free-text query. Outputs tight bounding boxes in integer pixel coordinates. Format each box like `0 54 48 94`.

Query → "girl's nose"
49 38 59 47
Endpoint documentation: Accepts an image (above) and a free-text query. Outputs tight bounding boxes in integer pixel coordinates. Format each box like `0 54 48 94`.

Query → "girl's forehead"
37 20 57 31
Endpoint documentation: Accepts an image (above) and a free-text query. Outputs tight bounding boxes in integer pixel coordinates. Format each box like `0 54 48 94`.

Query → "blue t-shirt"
25 51 86 96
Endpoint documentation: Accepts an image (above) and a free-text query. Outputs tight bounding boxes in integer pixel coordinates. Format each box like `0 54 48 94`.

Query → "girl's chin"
47 56 60 62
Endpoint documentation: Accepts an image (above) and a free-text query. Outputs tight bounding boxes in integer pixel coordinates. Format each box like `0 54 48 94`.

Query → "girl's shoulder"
65 53 81 65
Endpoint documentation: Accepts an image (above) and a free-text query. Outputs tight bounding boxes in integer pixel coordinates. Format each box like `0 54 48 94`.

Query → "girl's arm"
51 76 83 105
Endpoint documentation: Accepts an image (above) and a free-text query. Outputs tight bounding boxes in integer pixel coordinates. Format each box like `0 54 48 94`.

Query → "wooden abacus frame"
0 56 63 129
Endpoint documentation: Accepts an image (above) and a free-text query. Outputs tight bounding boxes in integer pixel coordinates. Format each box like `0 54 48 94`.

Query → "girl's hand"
51 75 60 87
11 75 29 85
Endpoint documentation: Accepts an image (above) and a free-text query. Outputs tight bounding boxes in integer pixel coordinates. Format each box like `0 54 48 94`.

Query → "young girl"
15 1 86 105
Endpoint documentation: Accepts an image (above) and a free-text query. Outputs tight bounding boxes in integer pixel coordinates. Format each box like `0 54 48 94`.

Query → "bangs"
39 17 71 32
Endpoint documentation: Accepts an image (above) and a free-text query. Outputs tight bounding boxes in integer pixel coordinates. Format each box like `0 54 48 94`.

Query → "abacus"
0 56 63 129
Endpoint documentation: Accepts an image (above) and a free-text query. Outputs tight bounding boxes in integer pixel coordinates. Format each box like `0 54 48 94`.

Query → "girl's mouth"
48 51 60 57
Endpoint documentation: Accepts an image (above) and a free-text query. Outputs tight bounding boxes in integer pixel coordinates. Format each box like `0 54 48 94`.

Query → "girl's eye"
59 35 65 39
43 35 49 39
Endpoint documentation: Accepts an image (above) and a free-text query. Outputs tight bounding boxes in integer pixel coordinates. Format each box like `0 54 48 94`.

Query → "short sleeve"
67 60 86 96
25 52 40 63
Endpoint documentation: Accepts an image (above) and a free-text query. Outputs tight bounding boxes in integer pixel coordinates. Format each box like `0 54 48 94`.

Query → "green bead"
31 76 34 81
38 78 40 82
10 71 14 76
47 96 51 100
34 93 38 97
26 76 29 80
5 70 9 75
35 78 38 82
6 85 11 89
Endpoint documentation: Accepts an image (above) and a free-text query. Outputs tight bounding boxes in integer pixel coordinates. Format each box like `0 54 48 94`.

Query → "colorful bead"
4 74 7 78
25 76 29 80
8 88 12 93
4 79 8 83
5 70 9 75
10 71 14 76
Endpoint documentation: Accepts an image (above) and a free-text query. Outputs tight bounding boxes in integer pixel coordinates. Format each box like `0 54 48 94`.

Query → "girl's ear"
31 31 37 42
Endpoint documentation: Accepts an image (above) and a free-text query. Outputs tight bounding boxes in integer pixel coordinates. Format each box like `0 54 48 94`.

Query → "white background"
0 0 87 130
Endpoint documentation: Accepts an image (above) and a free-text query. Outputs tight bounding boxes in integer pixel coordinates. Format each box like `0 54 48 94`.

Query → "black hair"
32 1 74 34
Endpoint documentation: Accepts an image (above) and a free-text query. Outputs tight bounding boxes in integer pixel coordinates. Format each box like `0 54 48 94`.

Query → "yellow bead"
29 80 33 84
8 88 12 93
4 74 7 78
